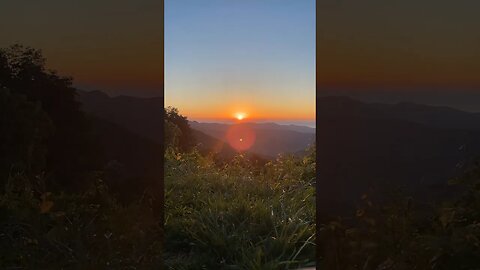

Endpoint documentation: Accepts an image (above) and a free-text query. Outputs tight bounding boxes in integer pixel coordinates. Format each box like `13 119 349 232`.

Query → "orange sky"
0 1 163 97
165 1 315 121
317 0 480 90
170 94 315 121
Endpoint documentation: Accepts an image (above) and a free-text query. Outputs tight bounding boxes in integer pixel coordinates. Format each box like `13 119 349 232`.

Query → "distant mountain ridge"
189 121 315 158
316 96 480 216
77 90 164 144
77 90 480 213
236 122 315 134
318 96 480 130
76 90 315 158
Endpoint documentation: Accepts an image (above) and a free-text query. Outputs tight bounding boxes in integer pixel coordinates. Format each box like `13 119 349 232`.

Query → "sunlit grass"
164 148 316 269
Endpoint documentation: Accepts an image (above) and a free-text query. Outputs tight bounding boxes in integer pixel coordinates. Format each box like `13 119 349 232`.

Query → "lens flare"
226 124 255 151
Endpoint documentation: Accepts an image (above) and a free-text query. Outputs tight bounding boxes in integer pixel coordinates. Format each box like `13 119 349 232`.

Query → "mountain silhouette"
77 90 480 214
189 121 315 158
317 96 480 216
77 90 164 144
317 96 480 130
77 90 315 158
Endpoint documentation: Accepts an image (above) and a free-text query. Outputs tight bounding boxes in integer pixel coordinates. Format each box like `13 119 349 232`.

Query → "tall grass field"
164 146 316 269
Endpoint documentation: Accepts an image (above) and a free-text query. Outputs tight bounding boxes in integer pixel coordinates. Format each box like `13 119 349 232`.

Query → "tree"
164 106 195 151
0 45 97 190
165 118 181 149
0 87 53 187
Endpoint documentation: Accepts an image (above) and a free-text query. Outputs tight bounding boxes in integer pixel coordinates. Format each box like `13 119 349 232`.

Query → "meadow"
163 139 316 269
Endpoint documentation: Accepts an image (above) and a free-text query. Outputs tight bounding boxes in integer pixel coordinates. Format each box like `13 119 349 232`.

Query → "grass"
164 147 316 269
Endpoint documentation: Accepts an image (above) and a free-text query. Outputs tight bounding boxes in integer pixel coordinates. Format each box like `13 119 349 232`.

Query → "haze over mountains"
316 96 480 216
189 121 315 158
77 90 480 214
77 90 315 158
317 96 480 130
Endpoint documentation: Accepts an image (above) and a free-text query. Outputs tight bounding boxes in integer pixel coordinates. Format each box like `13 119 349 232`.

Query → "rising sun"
235 112 247 120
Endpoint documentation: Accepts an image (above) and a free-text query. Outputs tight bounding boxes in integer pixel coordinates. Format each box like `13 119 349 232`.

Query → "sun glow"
235 112 247 120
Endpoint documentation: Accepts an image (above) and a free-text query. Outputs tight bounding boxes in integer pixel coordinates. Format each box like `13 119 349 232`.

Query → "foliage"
0 172 163 269
5 44 480 270
164 146 316 269
0 87 53 185
165 118 182 150
0 44 97 190
318 161 480 270
164 107 195 152
0 45 164 269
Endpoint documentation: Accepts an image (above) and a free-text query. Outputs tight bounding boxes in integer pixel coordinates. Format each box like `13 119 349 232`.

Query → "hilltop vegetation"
163 107 316 269
78 88 480 213
1 44 316 269
0 45 163 269
3 44 480 269
318 161 480 269
164 141 316 269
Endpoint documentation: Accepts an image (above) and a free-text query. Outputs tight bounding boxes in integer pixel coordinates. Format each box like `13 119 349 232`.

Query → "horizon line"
189 119 316 127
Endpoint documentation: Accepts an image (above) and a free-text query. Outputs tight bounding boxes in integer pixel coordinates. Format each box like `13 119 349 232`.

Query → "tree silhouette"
0 45 97 190
164 106 195 151
0 87 53 188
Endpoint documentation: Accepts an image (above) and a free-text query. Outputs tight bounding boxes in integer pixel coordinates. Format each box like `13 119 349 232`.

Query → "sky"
165 0 315 122
317 0 480 111
2 0 477 116
0 0 163 97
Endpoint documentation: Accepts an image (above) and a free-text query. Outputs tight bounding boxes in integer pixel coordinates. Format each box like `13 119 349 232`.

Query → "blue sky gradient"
165 0 315 121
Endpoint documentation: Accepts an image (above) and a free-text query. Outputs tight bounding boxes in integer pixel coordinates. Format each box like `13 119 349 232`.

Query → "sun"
235 112 247 121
